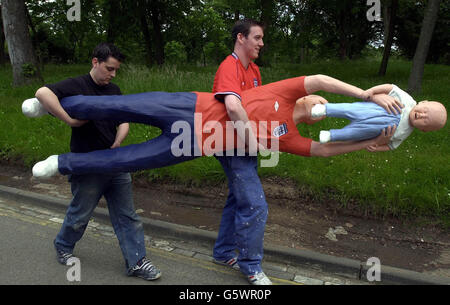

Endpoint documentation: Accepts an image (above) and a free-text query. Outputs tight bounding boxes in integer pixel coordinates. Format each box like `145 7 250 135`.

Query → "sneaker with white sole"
32 155 59 178
55 247 77 266
130 257 162 281
213 256 240 270
248 272 272 285
22 98 48 118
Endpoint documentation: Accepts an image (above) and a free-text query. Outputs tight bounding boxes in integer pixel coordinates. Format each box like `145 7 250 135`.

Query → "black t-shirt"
46 74 125 153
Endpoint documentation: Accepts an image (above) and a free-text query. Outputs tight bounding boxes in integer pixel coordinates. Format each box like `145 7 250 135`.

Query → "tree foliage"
1 0 448 66
396 0 449 64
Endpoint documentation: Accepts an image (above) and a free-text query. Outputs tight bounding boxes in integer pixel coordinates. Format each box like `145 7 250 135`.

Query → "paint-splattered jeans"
54 172 146 273
213 155 268 276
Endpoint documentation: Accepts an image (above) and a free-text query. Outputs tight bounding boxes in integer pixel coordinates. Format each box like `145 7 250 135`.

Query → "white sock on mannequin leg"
311 104 326 118
319 131 331 143
32 155 60 178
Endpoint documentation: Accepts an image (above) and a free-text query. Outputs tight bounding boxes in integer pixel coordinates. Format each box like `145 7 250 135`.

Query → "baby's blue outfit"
326 102 401 142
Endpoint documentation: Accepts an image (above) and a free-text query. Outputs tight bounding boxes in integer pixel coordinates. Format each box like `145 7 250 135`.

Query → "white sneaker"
32 155 59 178
248 272 272 285
311 104 326 118
319 130 331 143
22 98 48 117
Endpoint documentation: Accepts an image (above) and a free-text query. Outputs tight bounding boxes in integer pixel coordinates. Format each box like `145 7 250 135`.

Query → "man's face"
91 56 121 86
241 26 264 60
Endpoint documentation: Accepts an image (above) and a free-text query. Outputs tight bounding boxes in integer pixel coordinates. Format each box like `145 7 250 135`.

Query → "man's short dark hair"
232 19 264 45
92 42 125 63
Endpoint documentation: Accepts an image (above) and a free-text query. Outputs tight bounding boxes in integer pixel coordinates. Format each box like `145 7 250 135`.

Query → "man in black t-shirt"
34 43 161 281
45 73 126 153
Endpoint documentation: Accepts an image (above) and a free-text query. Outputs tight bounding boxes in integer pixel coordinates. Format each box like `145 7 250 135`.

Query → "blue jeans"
213 155 268 276
54 172 146 273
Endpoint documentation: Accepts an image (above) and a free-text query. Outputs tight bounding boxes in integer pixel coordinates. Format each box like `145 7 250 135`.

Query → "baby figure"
309 84 447 151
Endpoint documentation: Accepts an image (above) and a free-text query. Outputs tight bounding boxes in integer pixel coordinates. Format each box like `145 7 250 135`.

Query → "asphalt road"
0 196 299 286
4 186 445 288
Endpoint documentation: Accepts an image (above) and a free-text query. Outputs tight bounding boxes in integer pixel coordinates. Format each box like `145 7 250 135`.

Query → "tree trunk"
338 34 348 60
106 0 120 43
300 47 305 63
25 4 42 69
1 0 42 86
337 10 348 60
150 4 164 66
408 0 441 94
257 0 275 66
378 0 398 76
234 10 240 23
137 0 153 67
382 0 390 42
0 4 6 65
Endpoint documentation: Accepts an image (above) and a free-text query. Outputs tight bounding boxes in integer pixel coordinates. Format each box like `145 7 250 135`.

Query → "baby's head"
409 101 447 132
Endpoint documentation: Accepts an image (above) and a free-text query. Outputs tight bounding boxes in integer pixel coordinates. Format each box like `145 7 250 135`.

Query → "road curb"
0 184 449 285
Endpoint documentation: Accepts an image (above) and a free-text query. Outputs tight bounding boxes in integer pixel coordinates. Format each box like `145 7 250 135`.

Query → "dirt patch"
1 161 449 277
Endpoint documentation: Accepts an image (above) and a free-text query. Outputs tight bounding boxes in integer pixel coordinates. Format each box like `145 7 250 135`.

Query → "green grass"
0 60 449 225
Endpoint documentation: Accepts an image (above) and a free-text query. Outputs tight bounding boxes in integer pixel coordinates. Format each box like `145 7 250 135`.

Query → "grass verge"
0 60 448 225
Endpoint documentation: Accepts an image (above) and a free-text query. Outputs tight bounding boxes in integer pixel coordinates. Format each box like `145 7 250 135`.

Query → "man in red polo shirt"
211 19 271 285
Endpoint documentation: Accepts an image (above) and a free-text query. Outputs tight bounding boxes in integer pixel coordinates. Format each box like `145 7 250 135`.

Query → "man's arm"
224 95 262 154
111 123 129 149
35 87 87 127
310 126 395 157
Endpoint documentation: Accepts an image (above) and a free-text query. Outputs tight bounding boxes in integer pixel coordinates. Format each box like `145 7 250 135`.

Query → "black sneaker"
130 257 162 281
213 256 240 270
56 248 76 265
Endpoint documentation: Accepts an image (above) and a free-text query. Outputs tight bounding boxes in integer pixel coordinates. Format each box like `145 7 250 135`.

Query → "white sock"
32 155 59 178
320 131 331 143
311 104 326 118
22 98 48 118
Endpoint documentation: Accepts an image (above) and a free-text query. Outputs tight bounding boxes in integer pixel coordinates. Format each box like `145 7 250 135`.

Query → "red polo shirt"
212 53 262 100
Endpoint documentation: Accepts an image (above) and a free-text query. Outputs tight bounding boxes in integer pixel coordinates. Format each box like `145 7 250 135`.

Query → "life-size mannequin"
25 74 403 178
307 84 447 151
